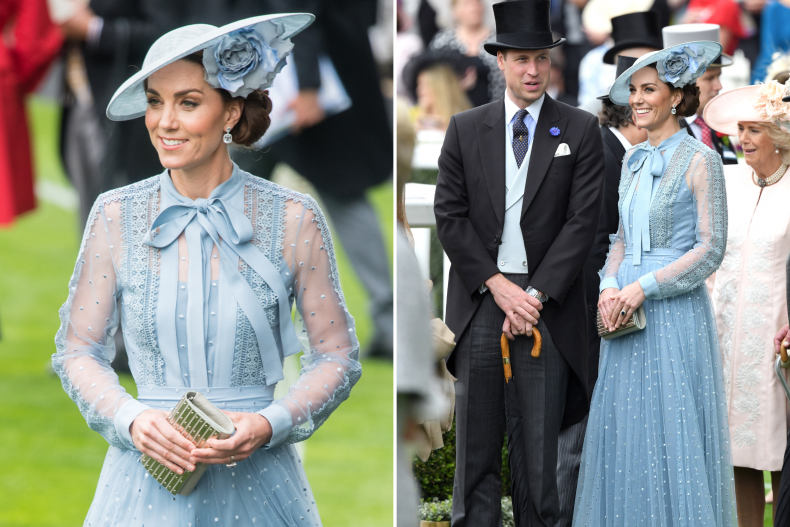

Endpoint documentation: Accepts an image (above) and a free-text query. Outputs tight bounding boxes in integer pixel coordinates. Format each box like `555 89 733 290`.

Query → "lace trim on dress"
119 177 166 387
649 137 698 249
655 148 728 298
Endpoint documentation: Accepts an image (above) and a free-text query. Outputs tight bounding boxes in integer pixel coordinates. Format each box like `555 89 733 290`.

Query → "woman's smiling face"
737 121 775 169
144 59 241 171
628 66 681 132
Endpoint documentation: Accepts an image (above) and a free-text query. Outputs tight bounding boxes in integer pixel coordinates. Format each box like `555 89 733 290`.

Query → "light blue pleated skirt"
573 254 736 527
84 387 321 527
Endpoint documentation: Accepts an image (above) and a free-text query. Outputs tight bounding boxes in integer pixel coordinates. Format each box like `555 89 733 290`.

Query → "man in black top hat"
434 1 605 525
602 11 663 65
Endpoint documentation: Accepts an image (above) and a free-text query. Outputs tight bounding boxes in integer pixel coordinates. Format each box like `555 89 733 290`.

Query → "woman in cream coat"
705 80 790 527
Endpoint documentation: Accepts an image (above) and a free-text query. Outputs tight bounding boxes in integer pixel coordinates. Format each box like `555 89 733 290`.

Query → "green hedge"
413 419 512 501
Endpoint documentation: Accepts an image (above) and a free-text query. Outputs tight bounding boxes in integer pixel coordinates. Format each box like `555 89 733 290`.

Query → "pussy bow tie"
143 168 300 387
626 143 666 265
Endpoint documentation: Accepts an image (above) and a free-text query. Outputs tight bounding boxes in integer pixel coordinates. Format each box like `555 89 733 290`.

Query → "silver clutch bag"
140 391 235 496
596 305 647 340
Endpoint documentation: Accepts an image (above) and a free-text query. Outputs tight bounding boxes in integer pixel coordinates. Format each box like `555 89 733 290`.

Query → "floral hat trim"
754 80 790 133
656 44 706 88
607 40 723 106
106 14 314 121
203 21 293 98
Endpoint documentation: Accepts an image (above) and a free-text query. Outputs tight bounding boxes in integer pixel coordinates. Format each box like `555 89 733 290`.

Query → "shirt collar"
608 126 633 150
685 114 698 125
504 90 545 126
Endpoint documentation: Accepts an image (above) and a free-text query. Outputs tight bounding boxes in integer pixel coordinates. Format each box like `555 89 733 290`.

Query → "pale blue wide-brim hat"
608 40 723 106
106 13 314 121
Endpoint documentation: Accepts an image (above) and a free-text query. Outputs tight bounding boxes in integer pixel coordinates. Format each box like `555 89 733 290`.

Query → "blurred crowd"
1 0 394 359
396 0 790 135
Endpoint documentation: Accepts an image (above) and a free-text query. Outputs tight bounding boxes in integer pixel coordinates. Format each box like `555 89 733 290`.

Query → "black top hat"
602 11 663 65
784 95 790 102
483 0 565 56
597 55 638 101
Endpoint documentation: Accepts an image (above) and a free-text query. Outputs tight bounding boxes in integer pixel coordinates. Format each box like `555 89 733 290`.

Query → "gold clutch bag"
596 305 647 340
140 391 235 496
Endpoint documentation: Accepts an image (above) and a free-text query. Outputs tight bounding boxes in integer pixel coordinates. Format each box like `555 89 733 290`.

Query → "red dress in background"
686 0 747 56
0 0 62 226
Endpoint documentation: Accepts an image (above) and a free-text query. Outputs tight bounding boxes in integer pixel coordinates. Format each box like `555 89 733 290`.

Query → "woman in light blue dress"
52 15 362 526
573 42 736 526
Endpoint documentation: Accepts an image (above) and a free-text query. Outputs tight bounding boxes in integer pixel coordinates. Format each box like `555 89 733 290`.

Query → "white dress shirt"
479 92 544 293
608 126 633 151
685 114 702 140
498 91 543 274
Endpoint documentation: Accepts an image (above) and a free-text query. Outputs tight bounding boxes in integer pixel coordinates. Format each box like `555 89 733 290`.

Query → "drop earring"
671 105 677 115
776 143 780 154
223 127 232 144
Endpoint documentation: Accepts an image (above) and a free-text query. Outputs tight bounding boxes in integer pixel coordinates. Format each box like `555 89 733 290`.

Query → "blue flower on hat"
550 127 560 136
203 23 290 98
657 45 705 88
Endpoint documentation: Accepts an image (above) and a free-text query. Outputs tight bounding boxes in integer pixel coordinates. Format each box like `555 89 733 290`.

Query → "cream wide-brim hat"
703 85 774 136
106 13 314 121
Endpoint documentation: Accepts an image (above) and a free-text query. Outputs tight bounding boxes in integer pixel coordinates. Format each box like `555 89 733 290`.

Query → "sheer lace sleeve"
598 151 633 292
598 221 626 292
257 197 362 447
640 150 727 299
52 197 147 450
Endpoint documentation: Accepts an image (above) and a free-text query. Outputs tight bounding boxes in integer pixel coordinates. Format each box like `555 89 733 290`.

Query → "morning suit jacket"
581 125 626 398
680 117 738 165
435 94 605 427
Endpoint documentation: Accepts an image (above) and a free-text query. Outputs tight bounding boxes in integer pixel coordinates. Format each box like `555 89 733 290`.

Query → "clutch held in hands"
139 391 235 496
596 306 647 340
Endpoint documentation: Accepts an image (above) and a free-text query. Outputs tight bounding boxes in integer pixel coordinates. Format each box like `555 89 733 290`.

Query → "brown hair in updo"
643 63 701 118
180 51 273 146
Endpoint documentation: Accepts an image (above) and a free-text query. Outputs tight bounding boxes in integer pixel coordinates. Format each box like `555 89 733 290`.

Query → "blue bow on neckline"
627 142 666 177
625 134 684 265
143 165 300 387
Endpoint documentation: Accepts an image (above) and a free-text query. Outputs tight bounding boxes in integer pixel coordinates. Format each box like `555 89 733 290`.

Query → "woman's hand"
130 410 197 475
774 324 790 354
608 281 646 330
598 288 620 332
190 411 273 465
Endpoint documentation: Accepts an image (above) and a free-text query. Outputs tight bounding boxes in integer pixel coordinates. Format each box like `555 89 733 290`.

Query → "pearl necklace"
753 163 788 188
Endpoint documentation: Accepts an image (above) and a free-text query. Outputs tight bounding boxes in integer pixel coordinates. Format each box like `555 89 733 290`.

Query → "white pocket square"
554 143 571 157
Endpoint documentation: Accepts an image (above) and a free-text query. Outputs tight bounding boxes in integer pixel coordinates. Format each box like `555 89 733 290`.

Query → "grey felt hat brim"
106 13 314 121
608 40 723 106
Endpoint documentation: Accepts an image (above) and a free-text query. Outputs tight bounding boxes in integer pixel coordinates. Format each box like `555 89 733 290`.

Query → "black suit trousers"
452 274 570 527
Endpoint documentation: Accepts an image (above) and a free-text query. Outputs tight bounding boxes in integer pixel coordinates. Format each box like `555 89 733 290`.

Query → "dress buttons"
522 261 527 267
500 260 505 266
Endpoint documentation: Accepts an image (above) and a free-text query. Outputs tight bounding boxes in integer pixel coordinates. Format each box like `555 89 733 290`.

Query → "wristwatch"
525 286 548 304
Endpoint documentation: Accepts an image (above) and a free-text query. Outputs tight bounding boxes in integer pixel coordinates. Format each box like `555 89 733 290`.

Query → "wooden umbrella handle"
531 328 542 358
782 343 788 364
501 328 544 382
501 334 513 383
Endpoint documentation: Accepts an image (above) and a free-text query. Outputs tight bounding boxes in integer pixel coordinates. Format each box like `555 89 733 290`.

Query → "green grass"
0 96 392 526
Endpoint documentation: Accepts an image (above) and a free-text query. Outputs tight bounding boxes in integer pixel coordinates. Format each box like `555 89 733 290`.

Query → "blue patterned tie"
513 109 529 168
